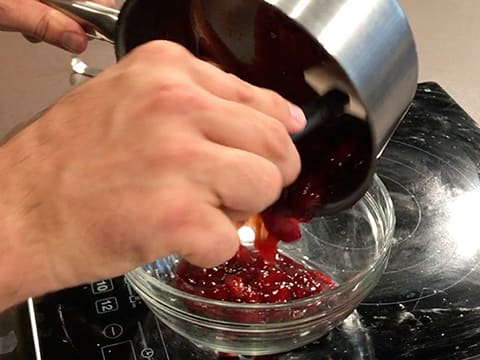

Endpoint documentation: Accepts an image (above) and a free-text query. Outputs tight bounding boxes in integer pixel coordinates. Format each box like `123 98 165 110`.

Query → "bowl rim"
127 174 395 309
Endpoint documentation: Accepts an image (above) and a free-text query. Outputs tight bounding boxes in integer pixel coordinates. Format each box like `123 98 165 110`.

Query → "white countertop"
1 0 480 138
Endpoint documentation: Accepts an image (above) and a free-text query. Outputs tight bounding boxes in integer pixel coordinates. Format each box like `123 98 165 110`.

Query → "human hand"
0 0 115 53
0 40 306 309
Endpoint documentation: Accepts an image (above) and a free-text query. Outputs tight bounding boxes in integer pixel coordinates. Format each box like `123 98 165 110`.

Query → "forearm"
0 240 33 311
0 139 55 311
0 229 54 312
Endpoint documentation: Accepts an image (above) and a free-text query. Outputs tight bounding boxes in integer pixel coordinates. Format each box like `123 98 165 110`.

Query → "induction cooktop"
2 82 480 360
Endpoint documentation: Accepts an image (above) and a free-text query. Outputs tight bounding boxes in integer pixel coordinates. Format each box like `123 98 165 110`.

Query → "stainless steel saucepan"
41 0 418 214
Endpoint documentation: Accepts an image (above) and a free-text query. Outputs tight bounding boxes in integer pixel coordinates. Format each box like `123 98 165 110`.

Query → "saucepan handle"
40 0 120 43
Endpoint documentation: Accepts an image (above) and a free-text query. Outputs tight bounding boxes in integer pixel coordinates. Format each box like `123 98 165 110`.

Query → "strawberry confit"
174 100 372 304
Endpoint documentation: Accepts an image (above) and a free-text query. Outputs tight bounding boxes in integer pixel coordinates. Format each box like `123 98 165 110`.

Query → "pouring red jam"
174 101 372 304
172 1 375 304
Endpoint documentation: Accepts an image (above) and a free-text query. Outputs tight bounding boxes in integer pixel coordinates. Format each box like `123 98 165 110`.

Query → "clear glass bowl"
126 174 395 356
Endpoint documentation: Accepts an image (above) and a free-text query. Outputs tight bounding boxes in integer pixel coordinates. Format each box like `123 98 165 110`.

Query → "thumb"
0 0 89 53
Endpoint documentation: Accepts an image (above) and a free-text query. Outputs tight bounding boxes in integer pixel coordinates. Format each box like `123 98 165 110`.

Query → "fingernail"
61 32 85 54
289 103 307 127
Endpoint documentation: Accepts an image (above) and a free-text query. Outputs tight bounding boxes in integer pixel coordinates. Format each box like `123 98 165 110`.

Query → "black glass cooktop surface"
2 82 480 360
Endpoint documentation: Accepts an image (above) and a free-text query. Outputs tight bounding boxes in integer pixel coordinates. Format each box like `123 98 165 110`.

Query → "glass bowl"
126 174 395 356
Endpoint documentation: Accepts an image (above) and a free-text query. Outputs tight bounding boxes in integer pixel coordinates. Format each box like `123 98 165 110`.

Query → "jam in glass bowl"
126 174 394 356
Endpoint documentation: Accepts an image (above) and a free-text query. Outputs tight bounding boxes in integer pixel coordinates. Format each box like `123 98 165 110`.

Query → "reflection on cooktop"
363 140 480 305
3 82 480 360
357 82 480 360
137 310 376 360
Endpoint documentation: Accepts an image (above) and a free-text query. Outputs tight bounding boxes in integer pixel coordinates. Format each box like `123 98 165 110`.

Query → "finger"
92 0 116 6
160 200 240 268
192 143 285 215
23 33 41 43
122 40 303 135
188 95 301 187
189 58 307 133
223 209 251 222
0 0 88 53
136 78 301 187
